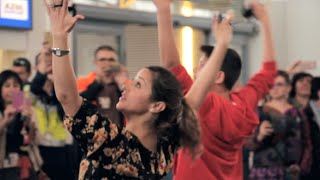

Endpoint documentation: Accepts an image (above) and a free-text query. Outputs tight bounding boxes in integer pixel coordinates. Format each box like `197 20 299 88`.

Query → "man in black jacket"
78 45 127 128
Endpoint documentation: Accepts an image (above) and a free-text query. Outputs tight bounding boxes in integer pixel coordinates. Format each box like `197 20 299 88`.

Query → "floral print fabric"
64 100 177 180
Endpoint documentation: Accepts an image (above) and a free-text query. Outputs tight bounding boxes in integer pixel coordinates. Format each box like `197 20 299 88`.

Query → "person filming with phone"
0 70 43 180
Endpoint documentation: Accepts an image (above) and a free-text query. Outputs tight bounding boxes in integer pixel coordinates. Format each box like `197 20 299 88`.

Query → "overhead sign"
0 0 32 29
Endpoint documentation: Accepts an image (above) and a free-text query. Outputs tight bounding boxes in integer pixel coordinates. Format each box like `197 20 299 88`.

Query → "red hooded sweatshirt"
172 61 277 180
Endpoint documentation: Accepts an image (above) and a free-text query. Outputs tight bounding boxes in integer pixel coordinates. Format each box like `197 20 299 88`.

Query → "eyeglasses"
272 83 287 88
97 57 116 62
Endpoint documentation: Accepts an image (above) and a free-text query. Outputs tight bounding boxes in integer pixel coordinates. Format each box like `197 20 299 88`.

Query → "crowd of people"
0 0 319 179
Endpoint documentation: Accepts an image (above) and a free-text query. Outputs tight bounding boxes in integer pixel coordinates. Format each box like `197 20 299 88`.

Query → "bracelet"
51 48 70 57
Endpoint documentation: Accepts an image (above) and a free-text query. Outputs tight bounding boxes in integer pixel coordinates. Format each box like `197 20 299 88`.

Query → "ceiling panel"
74 0 247 21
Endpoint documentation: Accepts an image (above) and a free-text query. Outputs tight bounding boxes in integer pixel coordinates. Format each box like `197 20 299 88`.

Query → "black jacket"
30 72 64 120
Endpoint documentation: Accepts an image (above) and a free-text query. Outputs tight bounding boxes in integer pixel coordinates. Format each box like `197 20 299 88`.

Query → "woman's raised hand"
44 0 85 38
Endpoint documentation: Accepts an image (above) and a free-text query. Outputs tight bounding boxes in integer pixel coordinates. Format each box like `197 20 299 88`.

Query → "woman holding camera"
246 71 312 179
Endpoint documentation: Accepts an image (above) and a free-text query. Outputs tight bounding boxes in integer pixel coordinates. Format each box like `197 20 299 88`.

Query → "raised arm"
154 0 180 69
252 0 275 63
238 1 278 108
45 0 84 116
185 12 234 110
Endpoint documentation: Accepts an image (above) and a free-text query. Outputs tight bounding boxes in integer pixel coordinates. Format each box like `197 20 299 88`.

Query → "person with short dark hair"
289 72 313 107
197 45 242 89
291 75 320 180
93 45 116 57
156 0 277 179
77 45 126 128
11 57 32 87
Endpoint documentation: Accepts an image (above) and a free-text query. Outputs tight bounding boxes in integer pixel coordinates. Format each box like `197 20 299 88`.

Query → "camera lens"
218 13 223 23
242 6 254 18
242 0 254 19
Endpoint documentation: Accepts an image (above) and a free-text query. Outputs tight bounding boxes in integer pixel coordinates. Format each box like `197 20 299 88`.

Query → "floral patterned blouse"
64 100 178 180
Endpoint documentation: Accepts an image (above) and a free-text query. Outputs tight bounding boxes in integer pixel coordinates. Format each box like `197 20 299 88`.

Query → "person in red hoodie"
154 0 277 179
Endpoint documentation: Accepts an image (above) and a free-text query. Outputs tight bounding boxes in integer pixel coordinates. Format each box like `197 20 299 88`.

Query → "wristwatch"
51 48 70 57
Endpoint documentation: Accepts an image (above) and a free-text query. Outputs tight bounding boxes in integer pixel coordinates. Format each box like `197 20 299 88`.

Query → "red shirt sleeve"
238 61 277 108
171 65 193 95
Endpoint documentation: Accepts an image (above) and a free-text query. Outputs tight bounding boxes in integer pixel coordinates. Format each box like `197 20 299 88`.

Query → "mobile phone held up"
12 91 31 112
12 91 24 111
68 4 77 17
242 0 254 18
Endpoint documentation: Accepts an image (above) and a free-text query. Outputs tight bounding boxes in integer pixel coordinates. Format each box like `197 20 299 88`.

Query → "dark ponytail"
177 98 201 158
147 66 201 158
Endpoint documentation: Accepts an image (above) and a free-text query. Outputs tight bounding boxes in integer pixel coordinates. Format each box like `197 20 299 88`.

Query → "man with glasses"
12 57 32 86
78 45 125 128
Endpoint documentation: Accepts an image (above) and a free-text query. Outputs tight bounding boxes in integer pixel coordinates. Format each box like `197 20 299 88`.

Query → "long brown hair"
147 66 201 157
